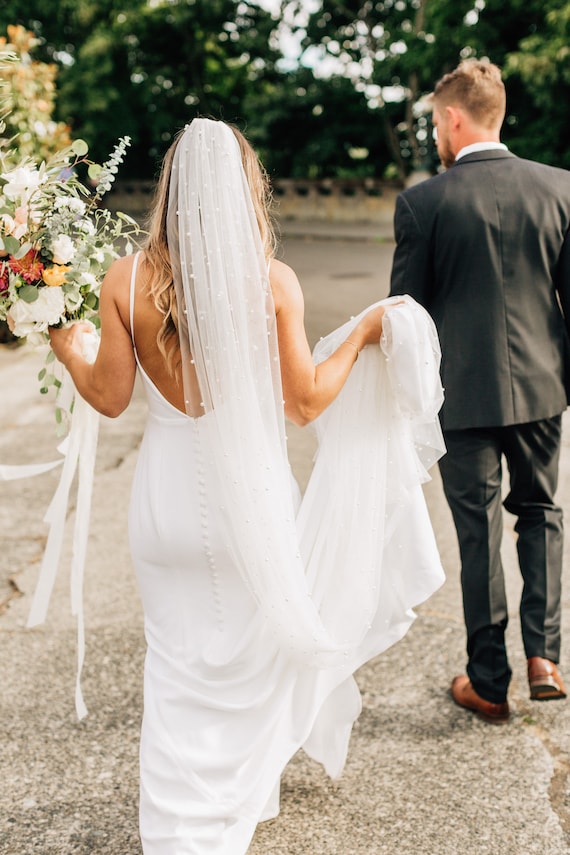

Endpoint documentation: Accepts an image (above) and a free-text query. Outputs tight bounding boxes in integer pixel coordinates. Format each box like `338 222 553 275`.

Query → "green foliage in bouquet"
0 134 140 377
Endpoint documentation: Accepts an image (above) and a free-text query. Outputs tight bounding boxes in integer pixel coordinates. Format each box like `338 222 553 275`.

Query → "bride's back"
124 252 188 414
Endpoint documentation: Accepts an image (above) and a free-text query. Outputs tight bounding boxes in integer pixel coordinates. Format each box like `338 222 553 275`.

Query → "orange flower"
8 249 44 283
42 264 68 287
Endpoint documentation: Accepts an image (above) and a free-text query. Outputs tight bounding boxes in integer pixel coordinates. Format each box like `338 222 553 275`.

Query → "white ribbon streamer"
0 456 65 480
2 326 100 719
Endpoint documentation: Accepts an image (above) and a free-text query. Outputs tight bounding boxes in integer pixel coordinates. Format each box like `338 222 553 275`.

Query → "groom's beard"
437 141 455 169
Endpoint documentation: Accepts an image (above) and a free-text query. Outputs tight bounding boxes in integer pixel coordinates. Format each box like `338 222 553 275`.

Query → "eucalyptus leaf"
14 241 33 260
3 235 20 255
71 139 89 156
116 212 139 225
88 164 103 180
84 292 98 309
18 285 40 303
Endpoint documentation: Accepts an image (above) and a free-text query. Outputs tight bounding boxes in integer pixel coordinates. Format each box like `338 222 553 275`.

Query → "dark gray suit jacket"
389 150 570 430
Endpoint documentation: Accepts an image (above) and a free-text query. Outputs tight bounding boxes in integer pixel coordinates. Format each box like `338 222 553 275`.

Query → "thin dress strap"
129 251 141 352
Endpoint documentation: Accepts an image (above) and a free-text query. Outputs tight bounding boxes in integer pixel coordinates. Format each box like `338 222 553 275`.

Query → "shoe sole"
472 708 510 724
450 688 510 724
530 687 567 701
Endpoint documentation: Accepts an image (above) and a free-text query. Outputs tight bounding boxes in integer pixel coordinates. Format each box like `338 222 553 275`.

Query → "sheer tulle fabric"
298 294 445 650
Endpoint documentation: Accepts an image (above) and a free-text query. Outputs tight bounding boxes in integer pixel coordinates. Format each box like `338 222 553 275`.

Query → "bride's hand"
355 304 386 347
354 301 406 348
48 322 92 366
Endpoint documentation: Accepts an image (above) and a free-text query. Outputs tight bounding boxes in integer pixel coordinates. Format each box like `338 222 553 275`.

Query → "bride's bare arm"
48 258 136 418
270 258 384 426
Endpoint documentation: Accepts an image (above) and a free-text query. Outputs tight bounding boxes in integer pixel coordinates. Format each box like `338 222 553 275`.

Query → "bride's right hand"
48 322 92 366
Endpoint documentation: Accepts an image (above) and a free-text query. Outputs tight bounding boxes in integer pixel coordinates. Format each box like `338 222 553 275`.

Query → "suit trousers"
439 416 564 703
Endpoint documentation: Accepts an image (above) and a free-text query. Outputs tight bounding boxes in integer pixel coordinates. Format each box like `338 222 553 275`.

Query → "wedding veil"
166 119 344 665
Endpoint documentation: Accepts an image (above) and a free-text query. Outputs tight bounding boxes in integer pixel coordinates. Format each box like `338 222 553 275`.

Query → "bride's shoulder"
269 258 303 312
105 252 140 282
101 252 145 296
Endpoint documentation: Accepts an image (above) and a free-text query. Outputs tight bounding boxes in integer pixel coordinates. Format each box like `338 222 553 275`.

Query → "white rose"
79 272 98 288
75 218 96 236
7 286 66 339
1 166 45 204
51 234 76 265
54 196 86 215
64 289 84 312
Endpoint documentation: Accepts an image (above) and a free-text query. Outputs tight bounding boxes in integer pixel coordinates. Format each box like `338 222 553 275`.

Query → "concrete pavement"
1 227 570 854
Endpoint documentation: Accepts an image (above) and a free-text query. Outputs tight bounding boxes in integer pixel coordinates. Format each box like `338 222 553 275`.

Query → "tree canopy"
1 0 569 179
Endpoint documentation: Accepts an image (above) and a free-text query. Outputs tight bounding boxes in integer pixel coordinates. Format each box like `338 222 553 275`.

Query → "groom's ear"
445 105 462 130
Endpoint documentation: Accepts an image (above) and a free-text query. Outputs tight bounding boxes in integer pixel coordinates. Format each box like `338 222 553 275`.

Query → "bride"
48 118 445 854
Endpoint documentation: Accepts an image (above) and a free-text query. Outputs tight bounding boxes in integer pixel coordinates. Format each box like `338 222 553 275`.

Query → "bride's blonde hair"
142 120 276 371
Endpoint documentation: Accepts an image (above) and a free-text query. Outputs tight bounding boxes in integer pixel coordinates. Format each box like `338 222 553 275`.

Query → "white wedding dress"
128 256 445 854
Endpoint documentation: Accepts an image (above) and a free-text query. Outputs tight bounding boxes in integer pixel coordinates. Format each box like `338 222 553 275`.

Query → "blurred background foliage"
0 0 569 182
0 25 72 162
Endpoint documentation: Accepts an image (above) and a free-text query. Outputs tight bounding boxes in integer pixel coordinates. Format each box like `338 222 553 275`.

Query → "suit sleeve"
554 226 570 338
389 193 433 308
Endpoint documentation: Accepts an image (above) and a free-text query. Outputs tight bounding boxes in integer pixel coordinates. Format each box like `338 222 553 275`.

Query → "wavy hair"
433 59 506 129
142 121 276 373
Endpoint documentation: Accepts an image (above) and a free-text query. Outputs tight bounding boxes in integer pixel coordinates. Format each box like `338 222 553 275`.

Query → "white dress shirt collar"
456 141 508 161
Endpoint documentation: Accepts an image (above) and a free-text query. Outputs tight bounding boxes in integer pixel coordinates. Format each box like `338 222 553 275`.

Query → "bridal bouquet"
0 136 139 413
0 136 141 718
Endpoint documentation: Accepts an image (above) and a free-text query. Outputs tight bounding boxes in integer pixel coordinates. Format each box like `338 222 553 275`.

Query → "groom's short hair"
432 59 506 129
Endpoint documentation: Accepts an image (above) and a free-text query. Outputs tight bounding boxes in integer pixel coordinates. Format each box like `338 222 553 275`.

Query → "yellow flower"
42 264 67 287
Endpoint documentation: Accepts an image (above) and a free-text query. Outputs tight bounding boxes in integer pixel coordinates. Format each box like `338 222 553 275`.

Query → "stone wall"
106 177 403 226
272 177 401 226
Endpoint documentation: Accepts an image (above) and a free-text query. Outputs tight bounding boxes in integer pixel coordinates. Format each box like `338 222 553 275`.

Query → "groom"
389 58 570 723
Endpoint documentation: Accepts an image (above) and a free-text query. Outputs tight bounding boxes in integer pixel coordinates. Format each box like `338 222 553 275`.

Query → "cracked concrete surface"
1 225 570 854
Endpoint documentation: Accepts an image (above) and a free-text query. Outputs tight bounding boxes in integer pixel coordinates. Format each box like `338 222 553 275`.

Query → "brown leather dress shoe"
451 675 510 724
528 657 567 701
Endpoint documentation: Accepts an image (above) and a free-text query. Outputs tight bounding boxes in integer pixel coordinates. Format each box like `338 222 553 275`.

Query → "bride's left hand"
356 300 406 348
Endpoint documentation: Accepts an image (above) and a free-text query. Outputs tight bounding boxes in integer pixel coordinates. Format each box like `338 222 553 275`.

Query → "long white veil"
166 119 344 665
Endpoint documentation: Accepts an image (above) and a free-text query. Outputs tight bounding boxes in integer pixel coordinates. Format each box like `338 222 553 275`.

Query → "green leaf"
18 285 40 303
88 163 103 181
14 241 33 260
46 350 56 364
71 139 89 156
38 367 46 381
116 211 139 226
83 291 98 309
3 235 20 255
